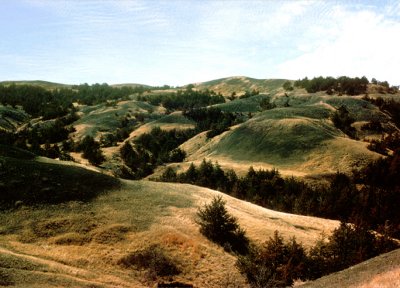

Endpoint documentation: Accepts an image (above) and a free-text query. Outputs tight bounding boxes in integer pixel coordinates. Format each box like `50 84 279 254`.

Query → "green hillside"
0 80 71 89
0 105 29 132
194 76 287 96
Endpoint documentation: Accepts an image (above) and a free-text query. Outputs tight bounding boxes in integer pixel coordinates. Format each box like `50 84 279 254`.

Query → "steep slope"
298 248 400 288
0 156 339 287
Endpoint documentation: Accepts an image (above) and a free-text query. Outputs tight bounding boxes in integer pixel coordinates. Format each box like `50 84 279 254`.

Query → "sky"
1 0 399 86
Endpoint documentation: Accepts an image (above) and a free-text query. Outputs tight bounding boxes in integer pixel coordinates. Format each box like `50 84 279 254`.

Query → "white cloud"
278 4 400 85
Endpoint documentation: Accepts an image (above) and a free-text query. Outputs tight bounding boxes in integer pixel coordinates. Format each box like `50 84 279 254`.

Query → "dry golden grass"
299 249 400 288
0 180 339 287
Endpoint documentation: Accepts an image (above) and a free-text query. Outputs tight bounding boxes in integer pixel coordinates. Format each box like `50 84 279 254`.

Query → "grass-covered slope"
182 94 383 175
0 105 29 132
127 111 196 140
0 148 120 207
0 80 71 89
0 162 339 287
299 248 400 288
72 100 162 140
194 76 287 96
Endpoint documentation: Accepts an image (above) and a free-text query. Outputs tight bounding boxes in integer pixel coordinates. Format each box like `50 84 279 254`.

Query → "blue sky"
1 0 399 86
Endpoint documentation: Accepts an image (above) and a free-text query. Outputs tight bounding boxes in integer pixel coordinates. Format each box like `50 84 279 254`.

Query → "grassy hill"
0 153 339 287
180 93 385 176
1 77 400 287
298 248 400 288
0 105 29 132
0 80 71 89
193 76 287 96
72 100 163 141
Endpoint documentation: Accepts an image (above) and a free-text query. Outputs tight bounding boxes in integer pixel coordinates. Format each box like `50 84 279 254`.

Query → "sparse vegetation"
118 244 181 279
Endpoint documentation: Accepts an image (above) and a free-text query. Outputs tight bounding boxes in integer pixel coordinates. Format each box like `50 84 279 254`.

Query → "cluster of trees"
183 107 244 138
0 83 148 118
331 105 356 138
361 96 400 154
282 80 294 91
71 83 149 105
118 127 195 179
370 78 399 94
294 76 369 95
198 196 398 288
0 111 78 160
363 95 400 128
75 135 105 166
366 132 400 155
0 84 73 118
161 156 400 239
138 85 225 111
239 89 260 99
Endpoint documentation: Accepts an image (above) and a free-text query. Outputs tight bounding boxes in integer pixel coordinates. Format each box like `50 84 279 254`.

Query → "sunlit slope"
0 166 338 287
0 80 71 89
126 111 195 140
182 95 383 175
72 100 162 140
194 76 287 96
299 248 400 288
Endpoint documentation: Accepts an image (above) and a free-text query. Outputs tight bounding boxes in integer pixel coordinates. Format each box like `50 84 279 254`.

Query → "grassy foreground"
0 174 339 287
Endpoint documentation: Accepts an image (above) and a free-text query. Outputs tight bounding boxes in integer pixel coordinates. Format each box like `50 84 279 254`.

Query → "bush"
118 244 181 279
196 196 249 255
78 135 105 166
331 105 356 138
236 231 307 288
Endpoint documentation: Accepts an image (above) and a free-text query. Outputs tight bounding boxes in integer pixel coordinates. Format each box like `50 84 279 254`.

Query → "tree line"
118 127 195 179
138 85 225 111
198 196 398 287
183 107 245 138
160 156 400 239
294 76 369 95
0 83 149 118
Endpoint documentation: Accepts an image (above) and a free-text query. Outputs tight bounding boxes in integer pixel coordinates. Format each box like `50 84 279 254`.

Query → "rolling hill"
0 152 339 287
179 94 386 176
298 248 400 288
193 76 287 96
1 76 400 287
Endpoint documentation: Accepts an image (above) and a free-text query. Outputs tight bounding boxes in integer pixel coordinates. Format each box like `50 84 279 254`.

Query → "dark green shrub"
78 135 105 166
196 196 249 255
236 231 307 288
331 105 356 138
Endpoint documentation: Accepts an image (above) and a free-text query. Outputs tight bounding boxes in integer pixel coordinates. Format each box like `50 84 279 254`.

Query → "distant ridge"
192 76 288 95
0 80 71 89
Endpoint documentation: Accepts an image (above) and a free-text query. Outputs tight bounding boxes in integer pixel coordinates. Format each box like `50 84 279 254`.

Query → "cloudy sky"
1 0 399 86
